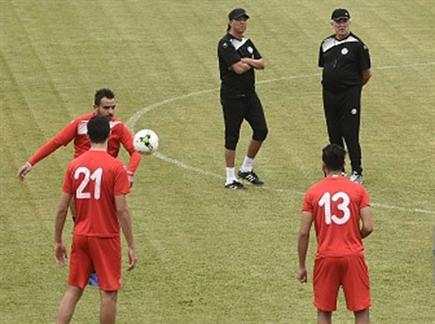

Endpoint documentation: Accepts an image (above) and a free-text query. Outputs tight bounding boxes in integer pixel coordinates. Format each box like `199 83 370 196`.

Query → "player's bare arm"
360 206 374 238
241 57 265 70
54 192 72 265
297 211 313 283
17 162 33 181
231 60 252 74
362 68 372 86
115 195 137 271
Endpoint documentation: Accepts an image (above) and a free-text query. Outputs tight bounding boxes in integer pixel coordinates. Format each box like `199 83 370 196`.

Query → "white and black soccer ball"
133 129 159 154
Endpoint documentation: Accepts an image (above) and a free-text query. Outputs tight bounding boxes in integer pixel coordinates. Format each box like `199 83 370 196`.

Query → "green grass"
1 0 434 323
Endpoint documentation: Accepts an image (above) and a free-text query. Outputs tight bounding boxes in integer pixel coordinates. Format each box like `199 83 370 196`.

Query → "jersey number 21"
74 167 103 200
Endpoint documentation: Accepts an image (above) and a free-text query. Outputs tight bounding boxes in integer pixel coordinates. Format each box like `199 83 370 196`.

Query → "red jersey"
63 150 130 237
28 113 141 175
302 176 370 257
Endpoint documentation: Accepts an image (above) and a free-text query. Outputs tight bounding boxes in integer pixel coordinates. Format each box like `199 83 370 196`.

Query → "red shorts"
68 235 121 291
313 255 371 312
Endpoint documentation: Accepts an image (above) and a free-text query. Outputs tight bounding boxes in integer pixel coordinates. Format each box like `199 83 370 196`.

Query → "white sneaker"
349 171 363 184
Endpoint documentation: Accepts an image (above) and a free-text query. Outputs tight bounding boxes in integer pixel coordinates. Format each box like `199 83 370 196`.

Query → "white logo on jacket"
77 120 121 135
230 37 248 50
321 36 359 53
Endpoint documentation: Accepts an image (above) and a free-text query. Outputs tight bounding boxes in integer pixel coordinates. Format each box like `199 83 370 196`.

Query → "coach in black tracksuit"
217 8 268 190
319 8 372 184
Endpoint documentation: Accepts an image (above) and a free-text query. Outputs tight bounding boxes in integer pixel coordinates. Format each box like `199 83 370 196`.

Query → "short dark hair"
322 144 346 171
94 88 115 106
87 115 110 144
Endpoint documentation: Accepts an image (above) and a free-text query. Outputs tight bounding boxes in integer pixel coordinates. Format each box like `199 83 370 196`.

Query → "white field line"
371 202 435 215
155 152 305 196
153 152 222 179
126 88 216 129
376 61 435 70
128 62 435 216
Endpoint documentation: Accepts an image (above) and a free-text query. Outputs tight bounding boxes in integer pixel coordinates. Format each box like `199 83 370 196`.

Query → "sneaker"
349 171 363 184
237 170 264 185
225 180 246 190
88 272 99 288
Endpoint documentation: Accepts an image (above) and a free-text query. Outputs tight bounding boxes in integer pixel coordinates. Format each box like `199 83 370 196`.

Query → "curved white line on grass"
127 61 435 128
155 152 305 195
127 88 217 129
128 62 435 215
154 152 222 179
126 72 322 129
257 73 320 85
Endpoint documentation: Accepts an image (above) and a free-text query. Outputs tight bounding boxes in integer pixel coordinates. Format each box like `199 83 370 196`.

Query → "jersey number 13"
318 192 351 225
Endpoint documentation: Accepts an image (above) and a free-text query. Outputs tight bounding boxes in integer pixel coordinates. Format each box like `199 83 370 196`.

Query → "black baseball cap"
228 8 250 20
331 8 350 21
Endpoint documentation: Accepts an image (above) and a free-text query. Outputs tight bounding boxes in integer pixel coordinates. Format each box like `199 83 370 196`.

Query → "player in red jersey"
297 144 374 324
18 88 140 287
54 116 137 324
17 88 141 185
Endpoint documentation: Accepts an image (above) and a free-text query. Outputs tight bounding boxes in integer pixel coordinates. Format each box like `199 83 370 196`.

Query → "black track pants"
221 93 268 150
323 86 363 174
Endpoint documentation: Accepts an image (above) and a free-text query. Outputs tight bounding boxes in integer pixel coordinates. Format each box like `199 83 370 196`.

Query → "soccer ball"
133 129 159 154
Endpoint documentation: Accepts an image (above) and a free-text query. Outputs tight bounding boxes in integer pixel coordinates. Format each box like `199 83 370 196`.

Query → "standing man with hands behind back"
217 8 268 189
319 9 372 184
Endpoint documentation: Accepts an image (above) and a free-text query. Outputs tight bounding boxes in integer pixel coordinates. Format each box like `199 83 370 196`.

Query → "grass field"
1 0 434 323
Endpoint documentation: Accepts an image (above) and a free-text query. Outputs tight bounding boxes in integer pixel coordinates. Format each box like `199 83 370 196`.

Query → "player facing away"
297 144 374 324
17 88 142 186
54 116 137 324
17 88 140 287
